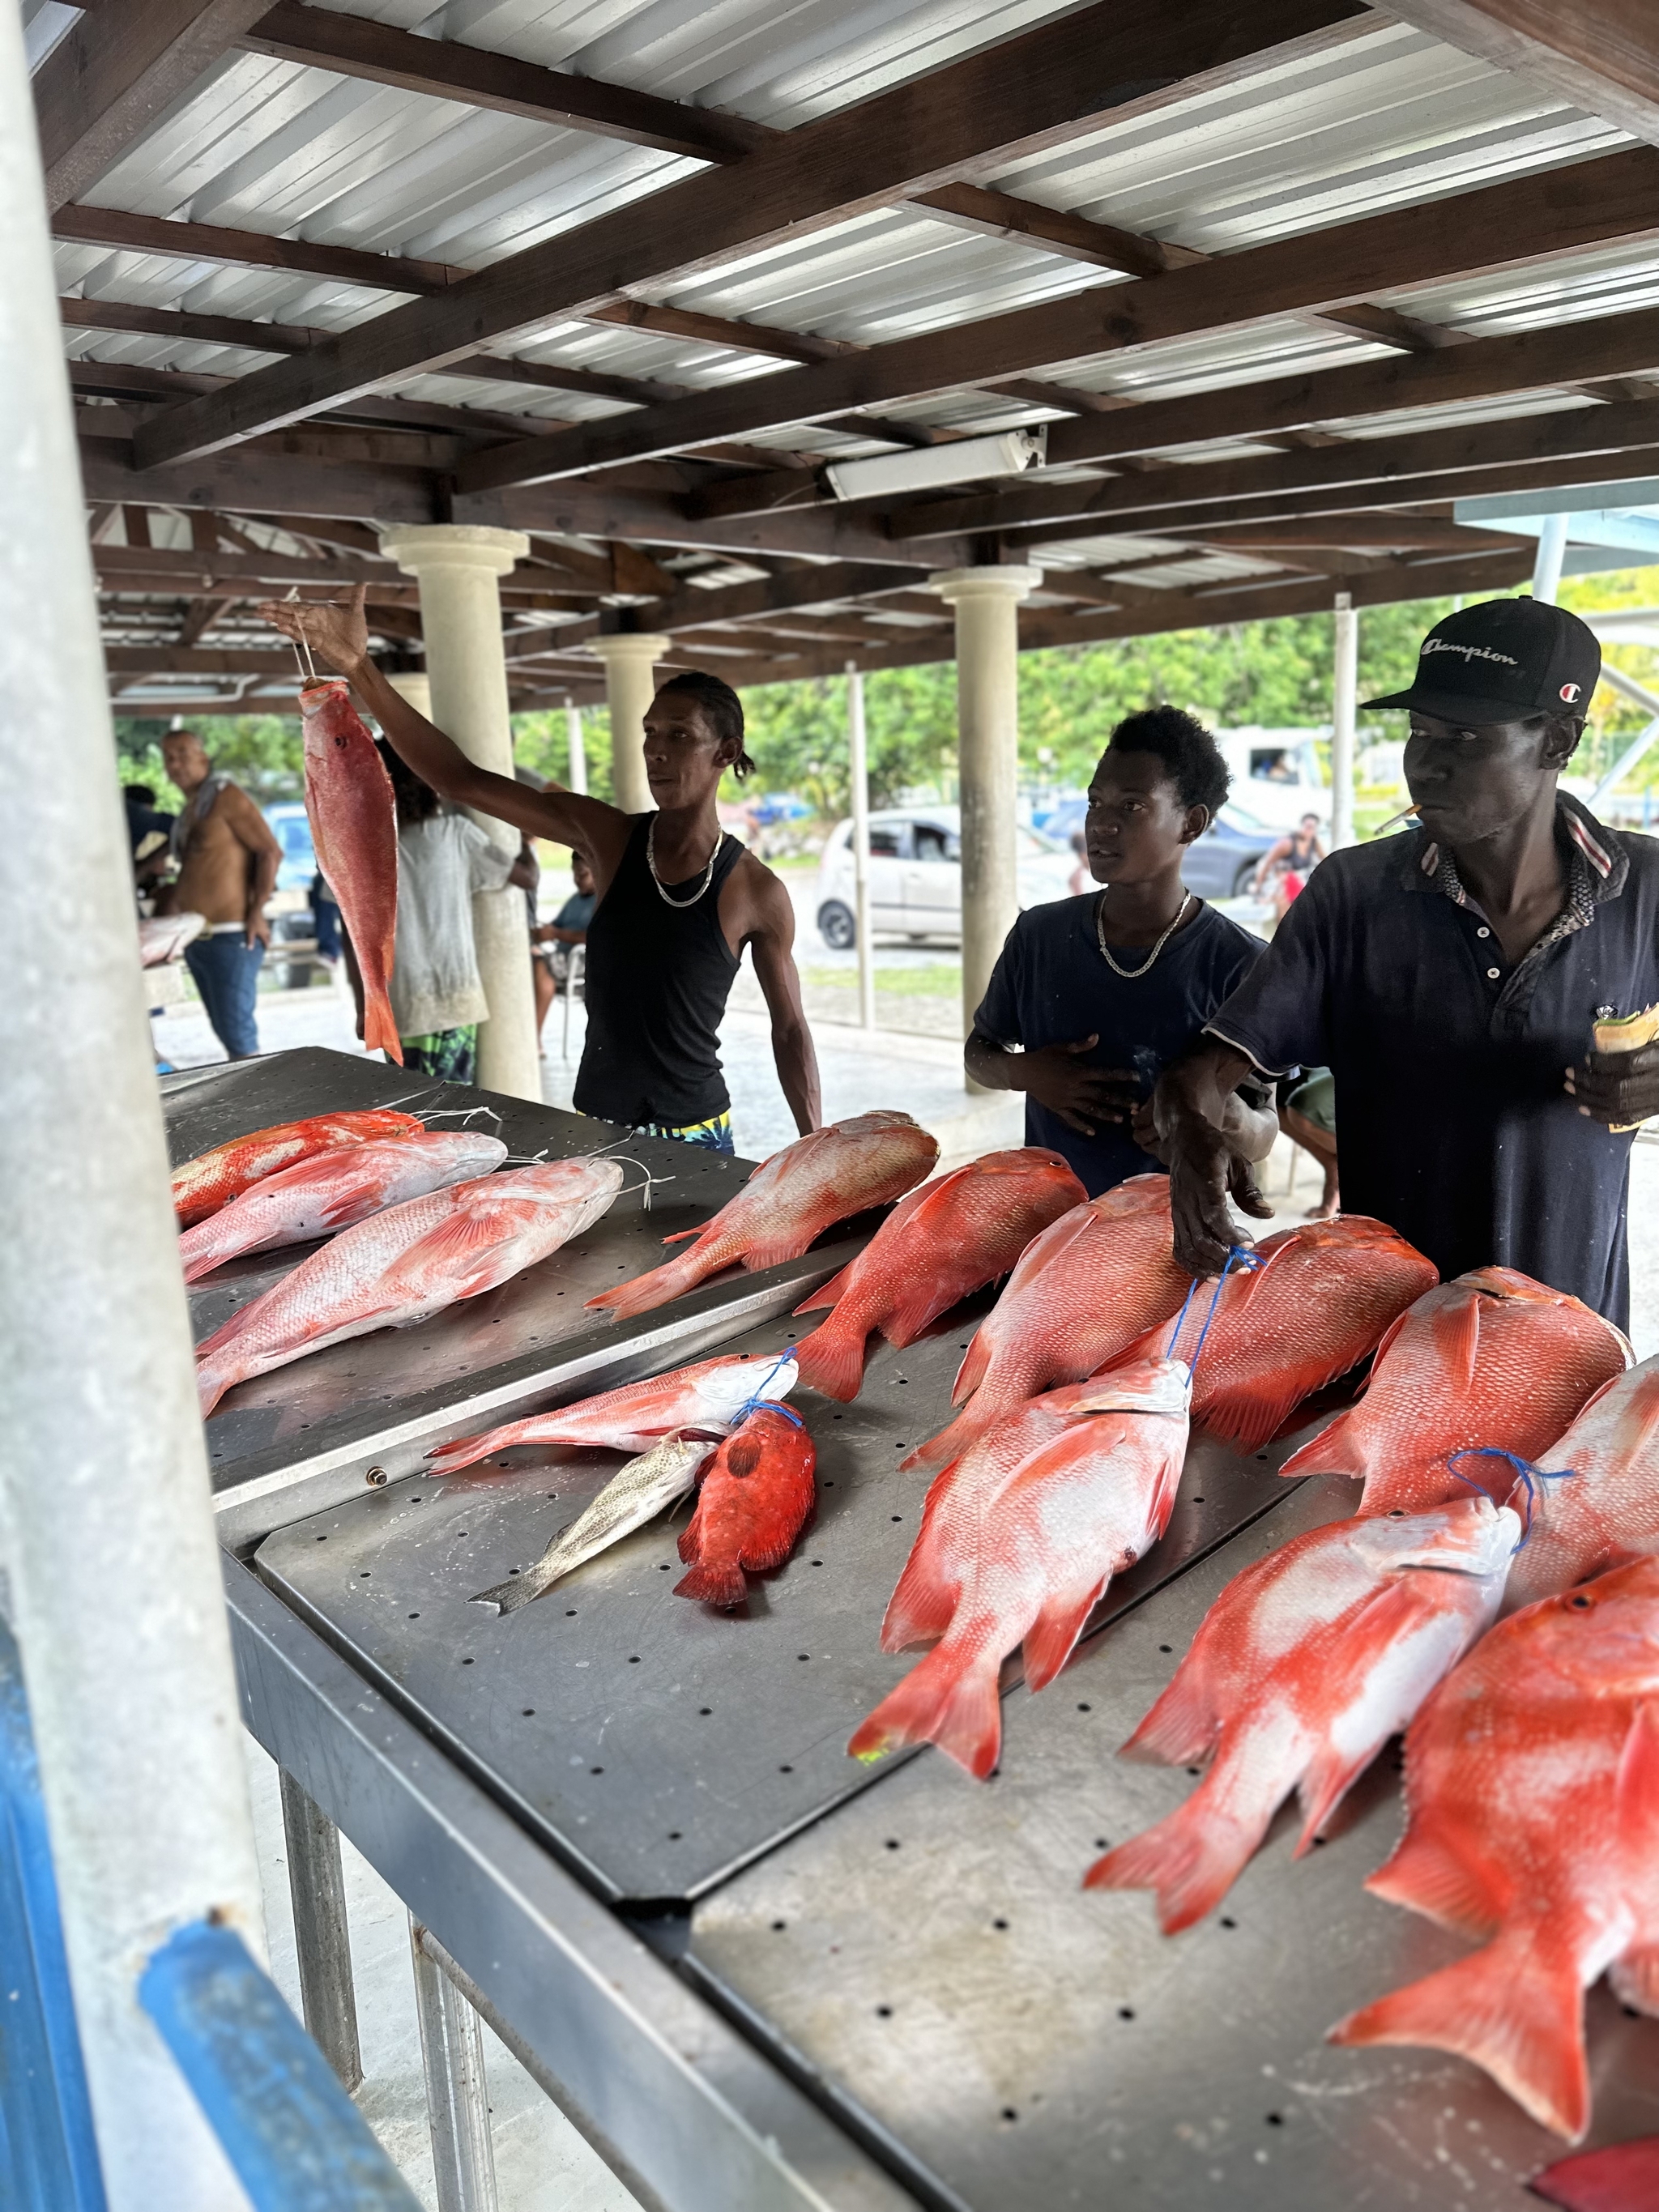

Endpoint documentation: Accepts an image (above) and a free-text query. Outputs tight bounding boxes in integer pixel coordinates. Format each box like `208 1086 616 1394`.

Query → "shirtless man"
155 730 281 1059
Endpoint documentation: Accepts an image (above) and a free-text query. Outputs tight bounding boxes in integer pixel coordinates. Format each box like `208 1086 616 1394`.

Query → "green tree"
113 714 306 811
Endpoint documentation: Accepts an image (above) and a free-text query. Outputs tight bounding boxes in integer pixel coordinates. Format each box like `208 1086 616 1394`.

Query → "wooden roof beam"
1380 2 1659 148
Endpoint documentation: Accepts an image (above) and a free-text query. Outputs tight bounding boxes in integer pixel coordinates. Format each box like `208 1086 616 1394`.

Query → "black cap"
1363 596 1600 725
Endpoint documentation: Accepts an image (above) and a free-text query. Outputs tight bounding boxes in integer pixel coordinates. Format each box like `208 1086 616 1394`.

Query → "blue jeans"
185 933 264 1058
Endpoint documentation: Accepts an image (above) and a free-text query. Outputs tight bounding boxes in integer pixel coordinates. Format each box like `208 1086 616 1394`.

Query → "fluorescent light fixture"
824 426 1046 502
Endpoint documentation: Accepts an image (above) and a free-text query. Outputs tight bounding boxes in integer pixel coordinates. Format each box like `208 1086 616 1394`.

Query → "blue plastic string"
731 1351 799 1426
742 1399 803 1428
1166 1245 1260 1372
1444 1447 1580 1552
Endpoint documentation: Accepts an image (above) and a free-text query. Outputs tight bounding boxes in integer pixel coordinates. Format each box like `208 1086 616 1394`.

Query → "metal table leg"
411 1917 499 2212
278 1767 363 2094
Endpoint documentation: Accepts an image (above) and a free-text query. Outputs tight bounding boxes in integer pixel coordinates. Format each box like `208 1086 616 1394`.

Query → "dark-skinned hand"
1166 1114 1273 1276
1565 1043 1659 1129
1018 1036 1141 1138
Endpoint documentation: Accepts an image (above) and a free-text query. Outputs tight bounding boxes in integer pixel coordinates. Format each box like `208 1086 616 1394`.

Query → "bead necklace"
647 816 723 908
1095 890 1193 978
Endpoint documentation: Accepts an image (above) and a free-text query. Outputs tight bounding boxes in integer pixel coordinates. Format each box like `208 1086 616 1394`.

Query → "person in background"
123 782 175 895
309 870 341 965
966 706 1272 1198
1279 1068 1339 1218
340 743 536 1083
260 584 820 1150
152 730 281 1059
1067 828 1090 898
530 852 597 1051
1252 810 1325 922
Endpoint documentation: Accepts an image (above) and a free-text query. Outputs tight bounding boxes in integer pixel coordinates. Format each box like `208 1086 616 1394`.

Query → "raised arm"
258 586 634 889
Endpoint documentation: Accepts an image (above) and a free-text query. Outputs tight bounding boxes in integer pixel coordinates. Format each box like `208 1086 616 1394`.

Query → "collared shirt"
1205 795 1659 1325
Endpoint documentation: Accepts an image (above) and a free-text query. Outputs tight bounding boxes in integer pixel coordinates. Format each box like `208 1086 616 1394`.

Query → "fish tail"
360 989 403 1066
673 1558 749 1608
197 1364 232 1417
425 1424 520 1473
1082 1783 1262 1933
847 1635 1004 1779
1330 1927 1589 2141
584 1253 706 1319
180 1241 224 1286
791 1312 870 1403
469 1569 552 1615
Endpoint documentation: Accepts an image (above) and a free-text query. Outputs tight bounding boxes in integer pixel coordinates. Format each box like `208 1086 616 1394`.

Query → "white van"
1216 728 1328 832
815 805 1075 948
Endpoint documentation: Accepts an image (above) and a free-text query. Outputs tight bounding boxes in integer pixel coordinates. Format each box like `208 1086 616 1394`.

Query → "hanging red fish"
301 679 401 1063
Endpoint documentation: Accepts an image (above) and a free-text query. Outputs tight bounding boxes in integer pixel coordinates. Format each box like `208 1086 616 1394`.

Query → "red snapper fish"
1531 2138 1659 2211
196 1158 622 1415
851 1357 1191 1779
675 1404 817 1609
1118 1216 1437 1451
178 1131 507 1283
172 1108 424 1226
425 1349 798 1474
1278 1268 1631 1515
1085 1495 1518 1931
904 1175 1189 1470
792 1147 1085 1400
300 679 401 1062
1331 1556 1659 2141
586 1111 940 1323
1503 1357 1659 1614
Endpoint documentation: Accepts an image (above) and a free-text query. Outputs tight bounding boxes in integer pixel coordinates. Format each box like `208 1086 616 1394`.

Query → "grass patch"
804 964 961 997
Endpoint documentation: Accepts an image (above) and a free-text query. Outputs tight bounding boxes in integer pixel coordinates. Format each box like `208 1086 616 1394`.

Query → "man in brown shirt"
155 730 281 1059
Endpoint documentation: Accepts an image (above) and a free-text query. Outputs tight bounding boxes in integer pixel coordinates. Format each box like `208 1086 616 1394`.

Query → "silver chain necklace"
647 816 723 908
1095 890 1193 978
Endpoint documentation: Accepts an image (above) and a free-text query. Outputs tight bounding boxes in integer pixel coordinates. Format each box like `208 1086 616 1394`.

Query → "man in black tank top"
259 586 821 1148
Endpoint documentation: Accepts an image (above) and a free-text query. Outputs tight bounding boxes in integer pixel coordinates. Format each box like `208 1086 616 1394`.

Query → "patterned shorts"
634 1110 735 1154
399 1026 478 1084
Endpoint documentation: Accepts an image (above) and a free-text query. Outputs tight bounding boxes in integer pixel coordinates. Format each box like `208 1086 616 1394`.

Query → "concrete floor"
161 953 1659 2206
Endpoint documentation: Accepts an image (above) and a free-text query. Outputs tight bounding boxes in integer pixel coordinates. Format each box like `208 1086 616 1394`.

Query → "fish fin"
880 1534 959 1652
1610 1372 1659 1464
1616 1698 1659 1875
1364 1830 1499 1938
425 1425 518 1474
904 1400 996 1472
360 993 403 1065
659 1225 708 1246
794 1261 855 1315
1277 1407 1370 1481
1431 1289 1483 1392
738 1232 813 1272
1021 1577 1108 1693
1083 1784 1260 1933
1531 2137 1659 2212
847 1639 1004 1779
950 1330 995 1408
395 1205 513 1283
1608 1945 1659 2019
882 1270 960 1351
1330 1928 1589 2142
1120 1664 1220 1769
1201 1374 1327 1456
585 1255 702 1318
674 1559 749 1608
791 1315 871 1404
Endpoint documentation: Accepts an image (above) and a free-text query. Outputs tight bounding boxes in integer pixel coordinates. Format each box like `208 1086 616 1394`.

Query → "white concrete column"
386 670 432 718
930 565 1043 1056
845 661 875 1029
380 525 539 1102
1332 592 1357 850
565 694 588 795
0 4 263 2200
589 633 670 816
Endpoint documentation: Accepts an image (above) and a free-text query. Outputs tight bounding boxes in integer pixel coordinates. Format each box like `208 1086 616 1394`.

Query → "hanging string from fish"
1155 1244 1262 1409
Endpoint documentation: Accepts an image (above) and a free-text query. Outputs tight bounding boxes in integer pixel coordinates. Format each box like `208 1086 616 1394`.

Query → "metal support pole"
0 8 265 2202
410 1919 498 2212
846 660 876 1029
1331 591 1357 849
278 1769 363 2094
1532 510 1569 604
565 694 588 795
1588 665 1659 809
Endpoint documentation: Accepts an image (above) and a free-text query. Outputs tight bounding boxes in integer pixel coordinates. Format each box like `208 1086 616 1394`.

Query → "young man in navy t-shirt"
966 706 1271 1199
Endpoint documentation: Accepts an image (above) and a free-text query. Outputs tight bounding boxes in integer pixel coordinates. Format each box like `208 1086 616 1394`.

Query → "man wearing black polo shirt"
1154 596 1659 1326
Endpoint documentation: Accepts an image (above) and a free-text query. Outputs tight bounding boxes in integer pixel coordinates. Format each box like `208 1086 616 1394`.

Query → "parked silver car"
816 807 1075 948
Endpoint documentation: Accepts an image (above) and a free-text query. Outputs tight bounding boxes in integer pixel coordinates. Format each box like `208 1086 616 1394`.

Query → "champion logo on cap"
1422 640 1520 668
1560 683 1581 703
1362 597 1601 724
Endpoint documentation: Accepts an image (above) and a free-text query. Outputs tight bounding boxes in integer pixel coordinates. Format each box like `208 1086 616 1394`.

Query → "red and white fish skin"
1116 1216 1438 1453
178 1131 507 1283
171 1108 424 1226
424 1349 799 1474
1531 2137 1659 2212
196 1159 622 1416
902 1175 1188 1471
851 1358 1191 1780
301 680 401 1062
1085 1495 1520 1933
674 1405 817 1609
585 1111 939 1323
1278 1268 1632 1517
1331 1557 1659 2142
791 1148 1085 1401
1503 1357 1659 1614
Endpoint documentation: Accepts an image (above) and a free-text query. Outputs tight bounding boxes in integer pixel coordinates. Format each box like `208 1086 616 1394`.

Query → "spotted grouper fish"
195 1158 622 1415
301 678 400 1061
1278 1268 1631 1515
791 1147 1085 1401
1331 1556 1659 2141
171 1107 424 1226
585 1111 939 1322
674 1402 817 1609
